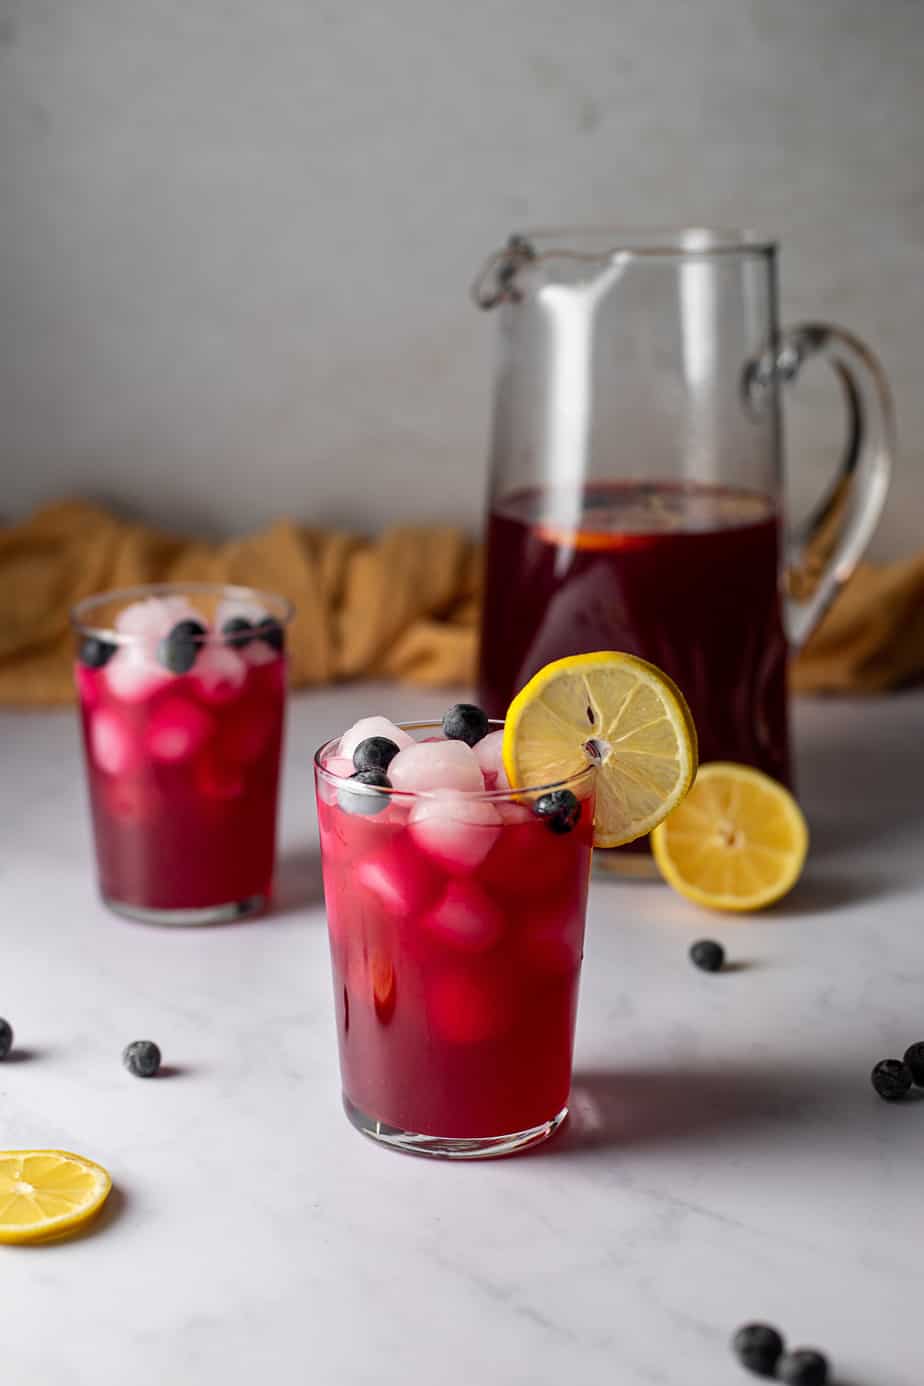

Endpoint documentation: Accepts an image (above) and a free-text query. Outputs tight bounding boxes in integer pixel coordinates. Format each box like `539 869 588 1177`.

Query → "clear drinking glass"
314 722 596 1158
474 228 894 805
72 582 291 925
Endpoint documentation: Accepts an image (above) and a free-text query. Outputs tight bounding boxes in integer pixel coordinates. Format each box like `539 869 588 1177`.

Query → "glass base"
343 1096 568 1159
102 894 266 926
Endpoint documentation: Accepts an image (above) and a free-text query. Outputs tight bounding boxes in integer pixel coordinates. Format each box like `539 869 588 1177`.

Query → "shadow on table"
772 871 896 916
539 1064 850 1158
1 1046 46 1065
271 847 325 917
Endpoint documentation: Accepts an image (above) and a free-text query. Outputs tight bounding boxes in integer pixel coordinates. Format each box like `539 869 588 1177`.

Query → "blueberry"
903 1040 924 1086
158 619 207 674
353 736 400 773
871 1058 912 1101
221 616 254 650
337 769 391 817
0 1018 13 1060
78 635 117 669
777 1348 829 1386
731 1322 784 1377
122 1039 162 1078
690 939 725 973
441 703 489 747
534 789 582 835
255 616 285 653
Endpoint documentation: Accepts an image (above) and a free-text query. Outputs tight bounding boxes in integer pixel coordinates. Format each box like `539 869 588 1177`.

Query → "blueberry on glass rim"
441 703 489 747
353 737 400 773
221 616 254 650
122 1039 162 1078
338 769 392 817
0 1018 13 1061
254 616 285 653
731 1322 784 1377
534 789 582 835
78 635 117 669
158 619 207 674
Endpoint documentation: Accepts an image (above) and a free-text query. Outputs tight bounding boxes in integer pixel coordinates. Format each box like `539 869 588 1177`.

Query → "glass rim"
314 720 598 803
70 581 295 646
517 225 776 260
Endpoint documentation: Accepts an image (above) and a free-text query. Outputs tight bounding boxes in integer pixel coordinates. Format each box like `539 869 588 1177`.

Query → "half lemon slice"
651 762 809 911
0 1150 112 1244
502 652 698 848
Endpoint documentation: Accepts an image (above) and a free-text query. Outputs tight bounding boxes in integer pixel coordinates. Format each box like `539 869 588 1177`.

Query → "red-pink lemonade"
315 712 596 1158
73 583 290 925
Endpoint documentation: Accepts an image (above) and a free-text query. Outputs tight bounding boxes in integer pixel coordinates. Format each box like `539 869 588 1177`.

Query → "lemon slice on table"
0 1150 112 1245
502 652 698 848
651 762 809 912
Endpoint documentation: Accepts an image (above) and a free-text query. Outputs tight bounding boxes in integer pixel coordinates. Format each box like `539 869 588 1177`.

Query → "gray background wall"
2 0 921 557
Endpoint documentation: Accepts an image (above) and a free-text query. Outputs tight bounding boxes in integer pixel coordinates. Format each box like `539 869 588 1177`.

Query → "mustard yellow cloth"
0 499 920 706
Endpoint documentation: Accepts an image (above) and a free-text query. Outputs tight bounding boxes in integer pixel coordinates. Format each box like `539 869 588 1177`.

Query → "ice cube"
104 776 160 824
243 641 279 667
426 969 512 1044
388 740 483 794
495 800 533 826
193 645 246 705
105 645 169 703
89 708 139 776
115 595 206 642
356 839 441 917
474 730 509 790
216 698 274 766
195 752 244 799
408 790 501 873
479 813 585 900
518 905 584 975
215 597 267 631
323 755 356 778
421 880 505 953
146 697 215 763
339 716 414 762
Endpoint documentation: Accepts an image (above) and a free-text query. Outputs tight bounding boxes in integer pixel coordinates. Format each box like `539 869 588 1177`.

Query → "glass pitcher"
474 228 894 810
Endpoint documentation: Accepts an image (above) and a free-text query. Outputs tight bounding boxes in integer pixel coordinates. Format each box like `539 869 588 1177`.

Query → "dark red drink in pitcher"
480 480 790 783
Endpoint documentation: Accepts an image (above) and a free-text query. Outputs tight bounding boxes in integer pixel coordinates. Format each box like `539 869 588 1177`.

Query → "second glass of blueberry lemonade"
314 708 596 1158
72 582 292 925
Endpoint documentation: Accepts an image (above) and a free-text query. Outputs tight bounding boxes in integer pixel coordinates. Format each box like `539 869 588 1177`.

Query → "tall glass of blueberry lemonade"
72 583 292 925
315 658 697 1158
315 708 596 1157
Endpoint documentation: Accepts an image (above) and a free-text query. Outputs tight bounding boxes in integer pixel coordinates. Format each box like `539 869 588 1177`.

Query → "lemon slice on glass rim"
502 652 698 847
0 1150 112 1244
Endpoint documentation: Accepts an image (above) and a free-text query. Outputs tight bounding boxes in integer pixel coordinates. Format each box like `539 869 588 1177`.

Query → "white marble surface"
2 683 923 1385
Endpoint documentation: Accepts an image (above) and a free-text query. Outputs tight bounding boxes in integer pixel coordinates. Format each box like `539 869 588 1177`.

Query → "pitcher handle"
766 323 896 648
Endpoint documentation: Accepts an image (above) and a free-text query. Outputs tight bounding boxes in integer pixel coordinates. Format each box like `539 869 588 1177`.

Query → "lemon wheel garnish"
502 652 698 848
651 762 808 912
0 1150 112 1245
